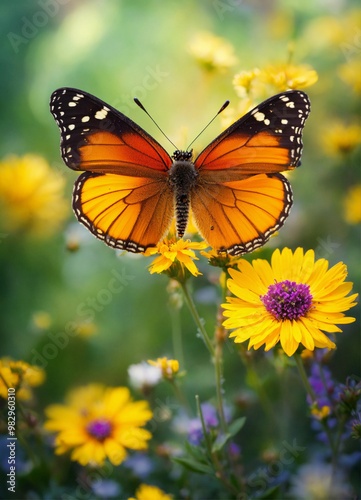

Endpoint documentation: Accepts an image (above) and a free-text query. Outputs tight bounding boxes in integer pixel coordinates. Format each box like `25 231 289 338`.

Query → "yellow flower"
200 248 240 269
222 248 358 357
44 384 153 466
322 121 361 156
311 405 331 420
262 63 318 91
189 31 238 72
128 484 173 500
233 68 264 98
343 184 361 225
338 59 361 94
148 357 179 379
144 238 208 279
0 154 68 236
0 358 45 400
32 311 52 331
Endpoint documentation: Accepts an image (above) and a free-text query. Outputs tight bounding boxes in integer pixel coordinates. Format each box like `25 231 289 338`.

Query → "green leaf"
211 432 231 453
185 441 209 463
228 416 246 437
172 457 213 475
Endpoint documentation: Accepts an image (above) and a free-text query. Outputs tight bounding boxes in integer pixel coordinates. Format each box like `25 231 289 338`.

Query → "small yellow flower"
189 31 238 73
311 405 331 420
338 59 361 94
233 68 263 98
0 154 68 236
32 311 52 331
148 357 179 379
0 358 45 400
144 238 208 279
322 122 361 156
222 248 358 357
44 384 153 466
200 248 240 270
262 63 318 91
343 184 361 225
128 484 173 500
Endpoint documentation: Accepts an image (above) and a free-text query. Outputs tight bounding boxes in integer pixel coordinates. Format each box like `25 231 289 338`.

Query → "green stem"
214 341 227 434
180 282 214 357
294 354 337 457
169 304 184 369
170 379 192 416
196 396 239 496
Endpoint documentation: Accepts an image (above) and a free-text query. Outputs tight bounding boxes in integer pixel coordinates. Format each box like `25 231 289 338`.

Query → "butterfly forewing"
191 90 310 255
195 90 310 176
50 88 174 252
50 88 172 173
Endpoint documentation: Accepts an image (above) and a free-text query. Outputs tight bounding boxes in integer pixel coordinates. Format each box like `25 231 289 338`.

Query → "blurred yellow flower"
311 405 331 420
322 122 361 156
222 248 358 357
0 154 68 236
32 311 52 331
233 68 263 98
0 358 45 400
343 185 361 225
129 484 173 500
262 63 318 91
189 31 238 72
44 384 152 466
148 357 179 379
338 59 361 94
302 9 361 53
144 238 208 279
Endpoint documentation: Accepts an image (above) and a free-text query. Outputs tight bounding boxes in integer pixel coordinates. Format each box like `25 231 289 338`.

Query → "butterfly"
50 88 310 255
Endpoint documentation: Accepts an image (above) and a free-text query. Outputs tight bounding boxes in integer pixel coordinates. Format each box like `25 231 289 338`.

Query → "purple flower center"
86 418 112 441
261 280 313 321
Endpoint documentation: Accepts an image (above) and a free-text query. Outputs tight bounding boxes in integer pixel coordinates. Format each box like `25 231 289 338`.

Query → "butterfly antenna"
186 100 230 151
134 98 178 151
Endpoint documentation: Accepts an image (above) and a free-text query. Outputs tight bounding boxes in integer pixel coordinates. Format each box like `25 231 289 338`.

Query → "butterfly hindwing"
191 173 292 255
73 172 174 252
50 87 174 252
191 90 310 255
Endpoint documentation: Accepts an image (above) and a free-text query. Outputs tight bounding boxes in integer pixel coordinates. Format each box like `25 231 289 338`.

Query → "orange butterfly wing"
50 88 174 252
192 90 310 255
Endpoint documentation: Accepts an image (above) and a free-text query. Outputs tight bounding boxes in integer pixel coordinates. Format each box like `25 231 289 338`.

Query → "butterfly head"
172 149 193 161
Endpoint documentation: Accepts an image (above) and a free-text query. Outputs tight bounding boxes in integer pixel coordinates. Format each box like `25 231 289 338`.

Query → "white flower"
128 362 162 390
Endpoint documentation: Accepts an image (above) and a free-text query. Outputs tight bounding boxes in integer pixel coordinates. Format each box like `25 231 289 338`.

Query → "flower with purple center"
86 418 112 441
222 248 358 356
261 280 313 321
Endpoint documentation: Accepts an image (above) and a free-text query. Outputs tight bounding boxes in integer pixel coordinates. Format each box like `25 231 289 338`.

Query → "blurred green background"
0 0 360 438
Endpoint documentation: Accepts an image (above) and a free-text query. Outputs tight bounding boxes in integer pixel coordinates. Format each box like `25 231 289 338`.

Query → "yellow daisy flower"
189 31 238 73
44 384 153 466
148 357 179 379
0 358 45 400
0 154 68 236
128 484 173 500
144 238 208 279
222 248 358 357
322 121 361 156
262 63 318 91
343 184 361 225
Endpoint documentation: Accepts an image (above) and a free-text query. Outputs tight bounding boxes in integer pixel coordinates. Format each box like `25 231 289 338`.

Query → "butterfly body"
168 153 198 237
50 87 310 255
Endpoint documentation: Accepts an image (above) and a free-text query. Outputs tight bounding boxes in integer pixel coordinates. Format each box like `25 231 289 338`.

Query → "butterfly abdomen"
169 158 198 237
